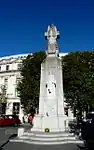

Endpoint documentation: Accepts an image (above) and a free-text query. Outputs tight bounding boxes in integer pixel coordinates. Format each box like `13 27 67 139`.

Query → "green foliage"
63 51 94 115
17 50 94 116
17 51 46 113
0 85 7 103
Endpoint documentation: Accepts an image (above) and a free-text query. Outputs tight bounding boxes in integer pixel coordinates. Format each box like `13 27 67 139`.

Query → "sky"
0 0 94 57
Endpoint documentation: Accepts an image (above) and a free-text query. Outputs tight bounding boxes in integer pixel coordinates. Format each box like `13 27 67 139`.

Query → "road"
0 125 80 150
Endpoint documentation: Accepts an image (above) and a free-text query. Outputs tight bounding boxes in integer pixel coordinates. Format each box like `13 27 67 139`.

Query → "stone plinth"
32 115 68 132
32 55 67 132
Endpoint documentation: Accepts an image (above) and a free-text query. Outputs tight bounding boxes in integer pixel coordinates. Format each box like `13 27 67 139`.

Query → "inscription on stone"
48 67 56 75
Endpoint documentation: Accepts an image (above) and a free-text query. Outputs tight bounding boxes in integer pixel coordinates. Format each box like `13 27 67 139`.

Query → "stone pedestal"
32 115 67 132
32 55 67 132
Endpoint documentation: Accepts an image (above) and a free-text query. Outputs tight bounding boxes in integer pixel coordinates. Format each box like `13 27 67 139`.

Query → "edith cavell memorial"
32 24 67 132
16 25 80 145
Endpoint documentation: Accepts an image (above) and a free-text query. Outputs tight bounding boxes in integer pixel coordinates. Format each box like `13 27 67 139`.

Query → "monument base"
31 115 68 132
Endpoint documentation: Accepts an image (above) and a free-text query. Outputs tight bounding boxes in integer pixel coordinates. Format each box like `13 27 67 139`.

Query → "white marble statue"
45 24 60 54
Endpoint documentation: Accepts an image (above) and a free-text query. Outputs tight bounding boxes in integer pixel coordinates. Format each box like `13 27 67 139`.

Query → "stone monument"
11 25 81 145
32 24 67 132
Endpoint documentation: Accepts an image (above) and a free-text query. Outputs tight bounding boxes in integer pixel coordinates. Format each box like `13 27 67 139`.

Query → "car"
87 111 94 119
0 114 21 127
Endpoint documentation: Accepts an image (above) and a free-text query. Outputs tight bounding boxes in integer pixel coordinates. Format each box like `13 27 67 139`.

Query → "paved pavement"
0 124 81 150
5 143 79 150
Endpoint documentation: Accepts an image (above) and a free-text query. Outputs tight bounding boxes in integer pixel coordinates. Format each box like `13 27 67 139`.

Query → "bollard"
18 128 24 137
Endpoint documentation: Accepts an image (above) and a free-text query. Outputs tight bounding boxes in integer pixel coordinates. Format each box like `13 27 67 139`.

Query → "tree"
0 85 7 114
63 51 94 117
0 85 7 103
17 51 46 113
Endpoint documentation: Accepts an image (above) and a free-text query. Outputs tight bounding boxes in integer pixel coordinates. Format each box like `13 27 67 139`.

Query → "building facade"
0 52 73 122
0 53 28 122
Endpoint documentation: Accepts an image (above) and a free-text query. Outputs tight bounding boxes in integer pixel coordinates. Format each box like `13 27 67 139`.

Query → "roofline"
0 53 32 60
0 52 68 60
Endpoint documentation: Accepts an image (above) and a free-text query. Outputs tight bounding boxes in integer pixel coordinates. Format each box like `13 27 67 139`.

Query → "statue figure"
45 24 60 55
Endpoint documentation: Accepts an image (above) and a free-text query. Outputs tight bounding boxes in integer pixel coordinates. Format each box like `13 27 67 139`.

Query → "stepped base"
11 129 83 145
32 115 68 132
10 139 84 145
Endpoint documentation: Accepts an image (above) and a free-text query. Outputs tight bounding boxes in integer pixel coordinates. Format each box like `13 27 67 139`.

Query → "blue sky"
0 0 94 56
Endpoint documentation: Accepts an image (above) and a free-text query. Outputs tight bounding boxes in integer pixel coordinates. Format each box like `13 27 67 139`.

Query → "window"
13 102 20 114
4 78 8 90
17 64 22 70
6 65 9 71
